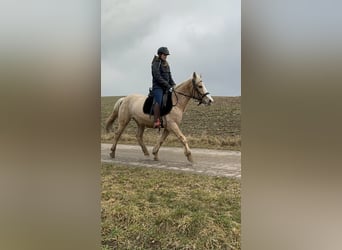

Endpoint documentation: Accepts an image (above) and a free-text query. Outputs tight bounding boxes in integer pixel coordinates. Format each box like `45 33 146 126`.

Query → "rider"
151 47 176 128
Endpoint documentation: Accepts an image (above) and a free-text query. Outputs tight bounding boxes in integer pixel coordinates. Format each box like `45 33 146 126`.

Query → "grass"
101 164 241 250
101 96 241 151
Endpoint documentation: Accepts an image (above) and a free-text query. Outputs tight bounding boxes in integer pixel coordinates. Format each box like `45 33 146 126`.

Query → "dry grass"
101 164 241 249
101 96 241 151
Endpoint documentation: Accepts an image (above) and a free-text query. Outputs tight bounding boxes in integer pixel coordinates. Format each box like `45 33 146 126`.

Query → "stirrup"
153 119 161 128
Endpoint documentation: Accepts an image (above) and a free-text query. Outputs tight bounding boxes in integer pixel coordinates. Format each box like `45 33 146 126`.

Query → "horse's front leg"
152 129 170 161
168 122 193 163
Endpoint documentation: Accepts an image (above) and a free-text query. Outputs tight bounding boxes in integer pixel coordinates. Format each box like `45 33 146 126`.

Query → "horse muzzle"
203 95 214 105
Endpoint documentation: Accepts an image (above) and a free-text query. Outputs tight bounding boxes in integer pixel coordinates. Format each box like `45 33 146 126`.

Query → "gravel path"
101 143 241 178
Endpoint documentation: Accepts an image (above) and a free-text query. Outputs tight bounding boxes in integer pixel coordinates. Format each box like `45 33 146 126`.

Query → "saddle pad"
143 91 173 116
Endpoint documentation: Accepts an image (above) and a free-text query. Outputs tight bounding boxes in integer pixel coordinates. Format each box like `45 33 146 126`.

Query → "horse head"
191 72 214 105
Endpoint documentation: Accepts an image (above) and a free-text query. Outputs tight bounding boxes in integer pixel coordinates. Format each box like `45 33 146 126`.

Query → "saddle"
143 89 173 116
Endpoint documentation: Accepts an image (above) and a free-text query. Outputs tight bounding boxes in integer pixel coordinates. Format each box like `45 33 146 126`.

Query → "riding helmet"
157 47 170 55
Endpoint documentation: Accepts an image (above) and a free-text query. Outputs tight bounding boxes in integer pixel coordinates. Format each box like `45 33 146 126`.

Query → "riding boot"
153 103 161 128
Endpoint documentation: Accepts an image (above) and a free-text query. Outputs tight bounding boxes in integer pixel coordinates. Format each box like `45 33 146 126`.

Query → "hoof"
109 152 115 158
187 155 194 163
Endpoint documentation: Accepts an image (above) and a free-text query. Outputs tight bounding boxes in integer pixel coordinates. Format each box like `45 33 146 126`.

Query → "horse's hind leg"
136 125 149 156
110 120 130 158
152 129 170 161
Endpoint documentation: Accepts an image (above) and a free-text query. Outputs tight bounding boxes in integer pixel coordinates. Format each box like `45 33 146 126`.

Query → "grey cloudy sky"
101 0 240 96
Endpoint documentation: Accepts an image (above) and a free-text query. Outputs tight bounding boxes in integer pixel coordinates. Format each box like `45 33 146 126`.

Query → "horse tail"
105 97 125 133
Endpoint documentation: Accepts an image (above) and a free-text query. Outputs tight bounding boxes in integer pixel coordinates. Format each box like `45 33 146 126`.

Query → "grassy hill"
101 96 241 151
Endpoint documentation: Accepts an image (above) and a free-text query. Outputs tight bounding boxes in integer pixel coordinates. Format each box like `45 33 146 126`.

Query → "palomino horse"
105 72 214 162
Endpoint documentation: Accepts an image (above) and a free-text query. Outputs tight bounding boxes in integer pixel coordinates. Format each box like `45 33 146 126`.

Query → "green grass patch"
101 163 241 249
101 96 241 151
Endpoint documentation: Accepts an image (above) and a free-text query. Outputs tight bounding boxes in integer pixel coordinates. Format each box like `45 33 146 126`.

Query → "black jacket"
151 55 175 90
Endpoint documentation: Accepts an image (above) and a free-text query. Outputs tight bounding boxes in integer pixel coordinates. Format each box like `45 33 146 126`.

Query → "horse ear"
193 72 196 79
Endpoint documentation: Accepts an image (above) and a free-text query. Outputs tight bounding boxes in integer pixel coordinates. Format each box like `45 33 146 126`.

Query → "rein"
173 80 210 106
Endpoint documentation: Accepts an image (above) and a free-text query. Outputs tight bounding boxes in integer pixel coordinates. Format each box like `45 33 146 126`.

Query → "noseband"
174 79 210 105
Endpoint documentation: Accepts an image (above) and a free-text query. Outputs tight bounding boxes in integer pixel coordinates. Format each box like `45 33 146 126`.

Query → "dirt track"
101 143 241 178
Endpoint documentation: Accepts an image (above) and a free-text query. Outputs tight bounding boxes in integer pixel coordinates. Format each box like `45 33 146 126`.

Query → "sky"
101 0 240 97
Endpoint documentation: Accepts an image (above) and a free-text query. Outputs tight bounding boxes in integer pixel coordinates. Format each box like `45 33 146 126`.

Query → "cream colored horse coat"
105 72 213 162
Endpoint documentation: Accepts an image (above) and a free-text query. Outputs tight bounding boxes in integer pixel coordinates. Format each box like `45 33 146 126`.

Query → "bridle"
173 79 210 105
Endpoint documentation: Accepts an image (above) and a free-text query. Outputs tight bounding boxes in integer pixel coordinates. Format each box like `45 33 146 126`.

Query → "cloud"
101 0 241 96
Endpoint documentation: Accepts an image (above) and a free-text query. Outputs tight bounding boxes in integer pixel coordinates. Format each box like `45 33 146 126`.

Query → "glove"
168 87 173 93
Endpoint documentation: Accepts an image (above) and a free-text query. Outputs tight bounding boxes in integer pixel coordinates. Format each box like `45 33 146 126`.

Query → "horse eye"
198 85 203 89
